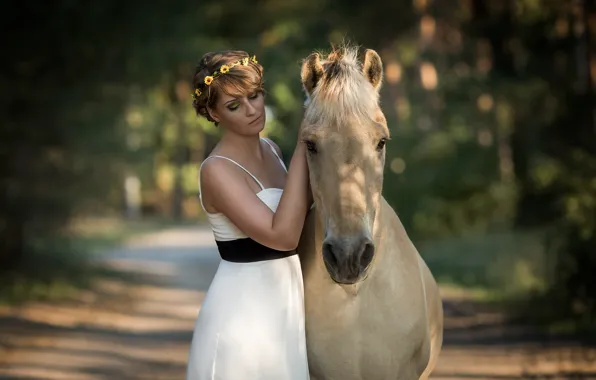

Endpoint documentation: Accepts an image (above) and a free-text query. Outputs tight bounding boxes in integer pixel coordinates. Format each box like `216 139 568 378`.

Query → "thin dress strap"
198 155 265 212
201 155 265 189
261 137 287 172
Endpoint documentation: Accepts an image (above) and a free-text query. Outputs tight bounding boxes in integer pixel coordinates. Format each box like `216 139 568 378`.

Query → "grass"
418 228 550 302
0 216 194 305
419 229 596 338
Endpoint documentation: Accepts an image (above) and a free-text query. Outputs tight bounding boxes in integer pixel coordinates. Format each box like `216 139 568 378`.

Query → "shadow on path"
1 226 595 379
0 226 221 380
435 298 596 379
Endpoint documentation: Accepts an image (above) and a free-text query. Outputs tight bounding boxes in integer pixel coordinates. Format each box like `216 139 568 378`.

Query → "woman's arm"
201 141 310 251
263 137 314 206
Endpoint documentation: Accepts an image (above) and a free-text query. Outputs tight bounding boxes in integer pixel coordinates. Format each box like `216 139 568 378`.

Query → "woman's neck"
220 131 263 160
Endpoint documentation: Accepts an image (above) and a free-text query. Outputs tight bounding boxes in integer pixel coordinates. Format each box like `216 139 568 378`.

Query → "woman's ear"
207 106 220 123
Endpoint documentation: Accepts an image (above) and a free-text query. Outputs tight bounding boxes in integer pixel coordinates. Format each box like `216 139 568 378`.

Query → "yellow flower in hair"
251 55 258 64
242 57 249 66
195 89 201 97
220 65 230 74
204 76 213 85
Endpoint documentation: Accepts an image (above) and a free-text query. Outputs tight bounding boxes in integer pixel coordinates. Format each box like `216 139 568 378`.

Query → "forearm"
271 142 310 250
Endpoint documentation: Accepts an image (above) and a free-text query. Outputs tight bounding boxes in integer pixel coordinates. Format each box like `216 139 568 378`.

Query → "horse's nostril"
323 237 374 273
322 241 339 267
359 239 375 269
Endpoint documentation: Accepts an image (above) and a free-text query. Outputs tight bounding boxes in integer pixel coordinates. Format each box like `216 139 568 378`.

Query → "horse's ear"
362 49 383 91
301 52 324 96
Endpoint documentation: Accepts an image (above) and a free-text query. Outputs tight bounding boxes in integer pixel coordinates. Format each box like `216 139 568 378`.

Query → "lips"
249 114 262 125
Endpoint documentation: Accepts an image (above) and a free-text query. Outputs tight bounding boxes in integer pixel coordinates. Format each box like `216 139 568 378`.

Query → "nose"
322 235 375 284
245 101 256 116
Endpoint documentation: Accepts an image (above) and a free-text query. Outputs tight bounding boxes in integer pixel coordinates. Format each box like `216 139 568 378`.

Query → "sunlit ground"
0 227 214 380
1 226 595 380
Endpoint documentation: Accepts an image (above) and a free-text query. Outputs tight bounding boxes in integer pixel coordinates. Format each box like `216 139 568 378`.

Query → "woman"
185 50 311 380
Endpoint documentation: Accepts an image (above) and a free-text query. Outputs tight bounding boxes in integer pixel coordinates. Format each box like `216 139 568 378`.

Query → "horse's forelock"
304 45 379 128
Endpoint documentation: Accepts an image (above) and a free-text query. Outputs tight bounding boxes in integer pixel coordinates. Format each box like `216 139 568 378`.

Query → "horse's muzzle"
322 235 375 284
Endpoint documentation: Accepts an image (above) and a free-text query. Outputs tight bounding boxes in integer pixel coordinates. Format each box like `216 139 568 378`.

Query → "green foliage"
419 228 548 299
2 0 595 334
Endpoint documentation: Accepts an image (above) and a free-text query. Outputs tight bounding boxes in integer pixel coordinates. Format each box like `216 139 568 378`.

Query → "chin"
248 118 266 133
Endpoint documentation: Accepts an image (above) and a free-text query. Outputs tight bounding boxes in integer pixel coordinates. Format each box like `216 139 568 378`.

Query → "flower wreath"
192 55 259 100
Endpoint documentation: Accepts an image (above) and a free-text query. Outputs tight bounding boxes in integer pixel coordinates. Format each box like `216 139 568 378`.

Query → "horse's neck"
298 207 325 272
374 196 423 279
305 206 323 250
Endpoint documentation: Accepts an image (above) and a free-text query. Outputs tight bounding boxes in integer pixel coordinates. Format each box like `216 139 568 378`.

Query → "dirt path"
0 226 595 380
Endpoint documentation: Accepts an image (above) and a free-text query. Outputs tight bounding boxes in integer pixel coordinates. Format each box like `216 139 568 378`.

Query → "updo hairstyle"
191 50 264 125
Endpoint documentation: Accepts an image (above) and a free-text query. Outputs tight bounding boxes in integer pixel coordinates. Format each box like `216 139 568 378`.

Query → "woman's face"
209 90 266 135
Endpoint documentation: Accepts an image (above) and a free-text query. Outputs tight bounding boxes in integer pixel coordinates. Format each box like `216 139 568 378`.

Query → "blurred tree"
464 0 596 330
3 0 594 334
0 0 214 265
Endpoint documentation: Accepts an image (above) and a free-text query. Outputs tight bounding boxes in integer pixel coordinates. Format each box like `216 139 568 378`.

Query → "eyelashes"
226 92 261 111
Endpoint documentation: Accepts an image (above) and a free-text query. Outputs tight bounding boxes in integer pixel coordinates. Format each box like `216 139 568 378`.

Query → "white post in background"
124 174 142 219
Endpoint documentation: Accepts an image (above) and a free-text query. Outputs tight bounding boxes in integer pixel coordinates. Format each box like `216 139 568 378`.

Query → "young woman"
185 50 311 380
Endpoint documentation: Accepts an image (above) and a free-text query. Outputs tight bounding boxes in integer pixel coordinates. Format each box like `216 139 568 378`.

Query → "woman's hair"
191 50 264 124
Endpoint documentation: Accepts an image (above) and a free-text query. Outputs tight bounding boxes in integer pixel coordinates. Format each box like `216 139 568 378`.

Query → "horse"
296 44 444 380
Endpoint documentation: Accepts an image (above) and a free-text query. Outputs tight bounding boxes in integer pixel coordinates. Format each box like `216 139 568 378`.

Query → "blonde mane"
303 45 380 130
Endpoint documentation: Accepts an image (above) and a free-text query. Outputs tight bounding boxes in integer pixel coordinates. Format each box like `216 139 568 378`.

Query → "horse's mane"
303 43 380 129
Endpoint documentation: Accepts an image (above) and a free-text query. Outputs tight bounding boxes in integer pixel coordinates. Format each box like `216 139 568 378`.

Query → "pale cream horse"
296 44 444 380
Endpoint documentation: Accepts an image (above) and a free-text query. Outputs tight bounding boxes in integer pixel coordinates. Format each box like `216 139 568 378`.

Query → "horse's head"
300 45 389 285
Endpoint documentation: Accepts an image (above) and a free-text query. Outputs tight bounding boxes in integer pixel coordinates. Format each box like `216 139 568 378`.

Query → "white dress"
186 139 310 380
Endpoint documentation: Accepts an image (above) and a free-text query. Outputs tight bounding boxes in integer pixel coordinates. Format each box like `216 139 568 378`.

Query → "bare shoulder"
262 137 283 159
200 157 243 189
199 158 248 205
199 156 261 214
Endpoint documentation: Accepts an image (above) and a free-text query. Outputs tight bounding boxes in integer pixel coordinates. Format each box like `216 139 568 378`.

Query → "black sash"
215 237 297 263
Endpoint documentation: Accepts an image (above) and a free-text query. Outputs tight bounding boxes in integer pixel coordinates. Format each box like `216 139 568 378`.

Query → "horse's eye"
376 138 387 151
305 140 317 154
